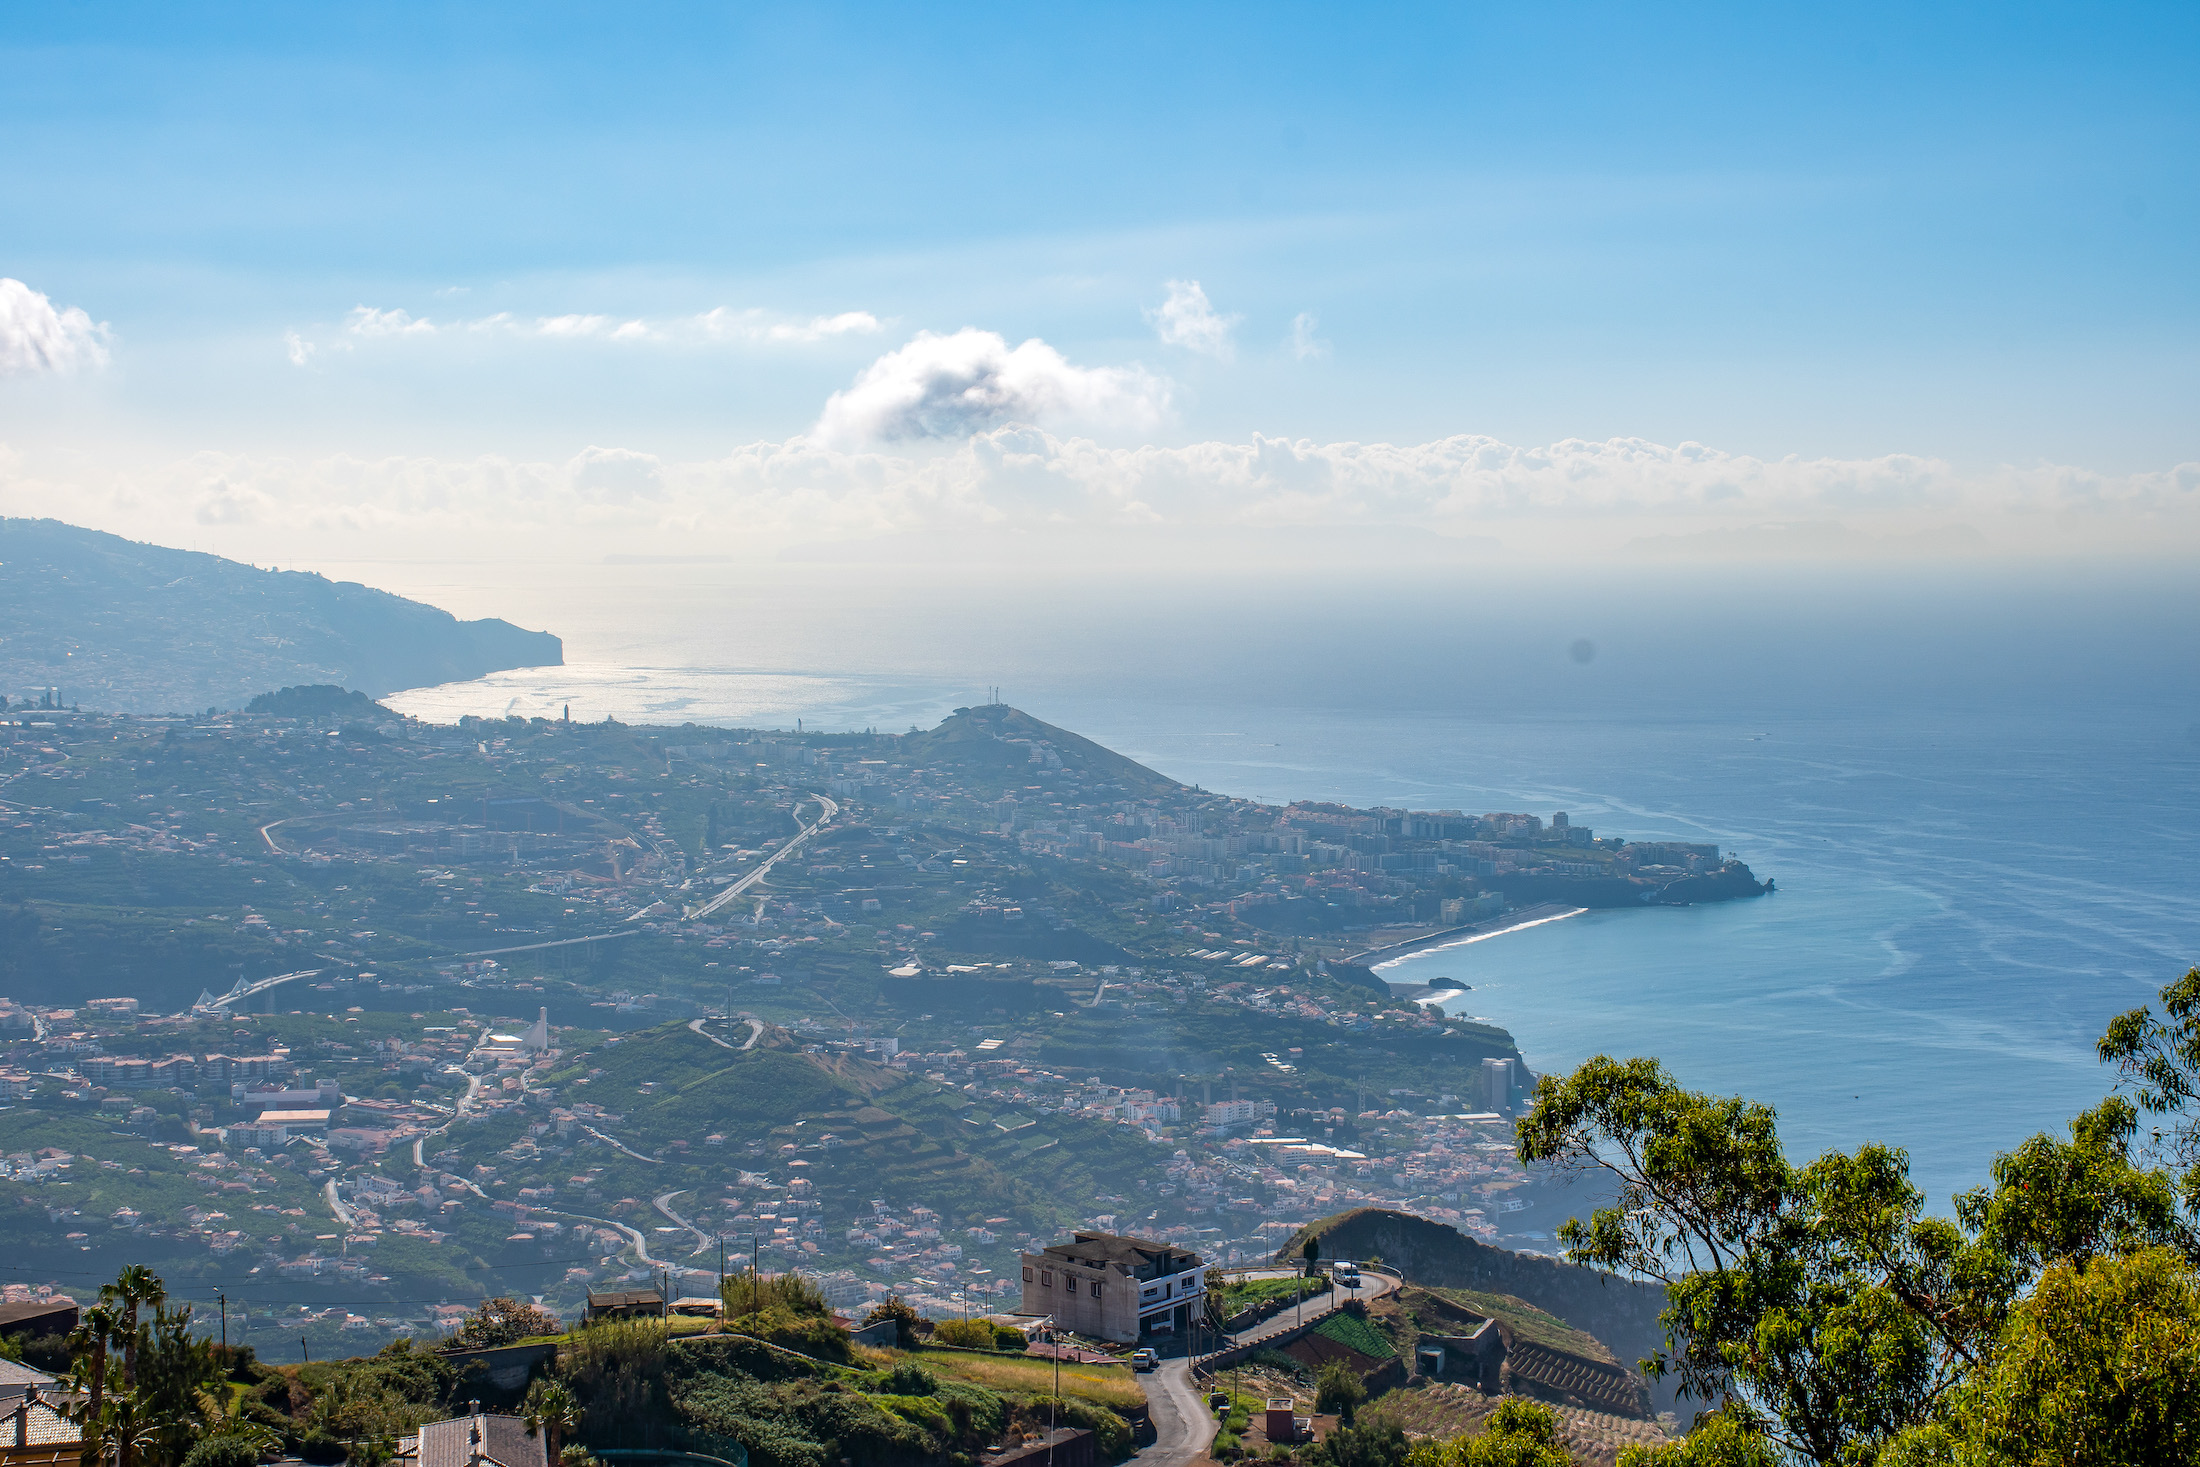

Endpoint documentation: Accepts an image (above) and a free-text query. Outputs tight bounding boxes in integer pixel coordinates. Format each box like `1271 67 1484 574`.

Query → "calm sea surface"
374 560 2200 1210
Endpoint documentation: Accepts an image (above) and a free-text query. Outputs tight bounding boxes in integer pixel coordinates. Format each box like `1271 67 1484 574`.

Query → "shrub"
882 1360 936 1396
442 1297 563 1352
992 1325 1027 1351
298 1431 347 1465
931 1319 997 1350
1315 1361 1366 1423
725 1306 853 1365
721 1271 832 1320
861 1295 923 1349
181 1439 265 1467
1314 1421 1410 1467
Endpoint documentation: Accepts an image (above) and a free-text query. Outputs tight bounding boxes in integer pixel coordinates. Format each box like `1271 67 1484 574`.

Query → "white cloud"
0 279 109 376
1147 279 1239 360
347 306 436 338
568 445 665 501
1288 311 1327 361
284 331 315 368
813 329 1172 444
535 314 614 338
12 430 2193 564
305 303 880 358
697 307 883 343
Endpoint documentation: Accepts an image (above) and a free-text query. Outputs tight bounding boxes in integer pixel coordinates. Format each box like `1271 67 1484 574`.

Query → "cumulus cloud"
284 331 315 368
813 329 1172 444
1288 311 1327 361
1147 279 1239 360
0 279 109 376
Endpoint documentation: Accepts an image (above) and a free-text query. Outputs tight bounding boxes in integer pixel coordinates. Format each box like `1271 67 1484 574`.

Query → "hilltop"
0 518 561 713
899 703 1185 801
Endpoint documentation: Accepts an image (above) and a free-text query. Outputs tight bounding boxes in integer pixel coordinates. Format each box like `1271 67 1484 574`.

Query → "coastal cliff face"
1283 1206 1678 1412
1494 858 1769 910
0 518 562 713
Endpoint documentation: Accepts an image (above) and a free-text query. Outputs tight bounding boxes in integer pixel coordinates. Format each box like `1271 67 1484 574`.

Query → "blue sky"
1 2 2195 562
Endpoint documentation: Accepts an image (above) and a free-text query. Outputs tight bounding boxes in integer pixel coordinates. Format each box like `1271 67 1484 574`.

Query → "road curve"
1141 1359 1218 1467
653 1189 715 1258
684 792 839 921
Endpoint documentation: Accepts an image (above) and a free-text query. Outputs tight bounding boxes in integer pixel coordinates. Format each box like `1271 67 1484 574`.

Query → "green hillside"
533 1021 1165 1234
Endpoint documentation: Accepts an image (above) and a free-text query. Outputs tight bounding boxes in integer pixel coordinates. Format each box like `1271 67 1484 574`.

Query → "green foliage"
1315 1360 1366 1422
179 1438 265 1467
1403 1398 1572 1467
929 1319 996 1350
1042 1395 1133 1462
881 1360 936 1396
1616 1413 1778 1467
861 1295 923 1349
1314 1421 1413 1467
1879 1246 2200 1467
723 1306 853 1365
1312 1310 1396 1361
991 1325 1027 1351
1521 982 2200 1467
2098 964 2200 1179
556 1321 673 1451
298 1430 346 1465
442 1297 564 1352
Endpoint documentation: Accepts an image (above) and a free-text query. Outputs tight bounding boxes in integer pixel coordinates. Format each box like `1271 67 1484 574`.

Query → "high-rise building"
1482 1057 1518 1112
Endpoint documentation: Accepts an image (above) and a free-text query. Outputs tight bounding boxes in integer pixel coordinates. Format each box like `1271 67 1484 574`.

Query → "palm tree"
525 1382 580 1466
65 1303 123 1467
102 1267 166 1390
98 1268 165 1467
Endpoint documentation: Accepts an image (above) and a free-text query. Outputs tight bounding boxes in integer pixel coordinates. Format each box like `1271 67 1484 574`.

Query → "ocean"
370 557 2200 1211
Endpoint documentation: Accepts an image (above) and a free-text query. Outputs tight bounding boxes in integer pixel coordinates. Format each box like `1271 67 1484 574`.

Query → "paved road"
1141 1359 1218 1467
322 1179 355 1230
684 793 839 921
688 1016 765 1051
1140 1267 1403 1461
1222 1268 1401 1351
654 1188 714 1258
584 1123 663 1164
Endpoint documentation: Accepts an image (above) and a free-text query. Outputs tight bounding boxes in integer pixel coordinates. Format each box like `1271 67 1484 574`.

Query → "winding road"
683 793 838 921
653 1189 715 1258
1139 1266 1401 1464
688 1016 765 1051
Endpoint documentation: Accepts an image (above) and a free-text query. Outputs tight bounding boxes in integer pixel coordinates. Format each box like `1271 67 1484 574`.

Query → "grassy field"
1219 1274 1325 1314
882 1346 1147 1410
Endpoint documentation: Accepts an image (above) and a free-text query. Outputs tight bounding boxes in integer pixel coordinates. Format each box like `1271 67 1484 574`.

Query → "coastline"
1366 903 1590 975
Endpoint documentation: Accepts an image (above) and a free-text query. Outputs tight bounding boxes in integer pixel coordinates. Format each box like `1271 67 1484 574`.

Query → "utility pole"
217 1291 227 1350
300 1338 310 1363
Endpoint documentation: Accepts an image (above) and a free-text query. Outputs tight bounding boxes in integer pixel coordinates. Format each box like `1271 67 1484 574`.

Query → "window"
1041 1270 1053 1287
1092 1281 1103 1297
1065 1276 1079 1295
1022 1266 1034 1282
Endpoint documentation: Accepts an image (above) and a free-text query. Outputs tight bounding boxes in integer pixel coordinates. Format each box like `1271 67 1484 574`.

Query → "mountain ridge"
0 517 561 713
